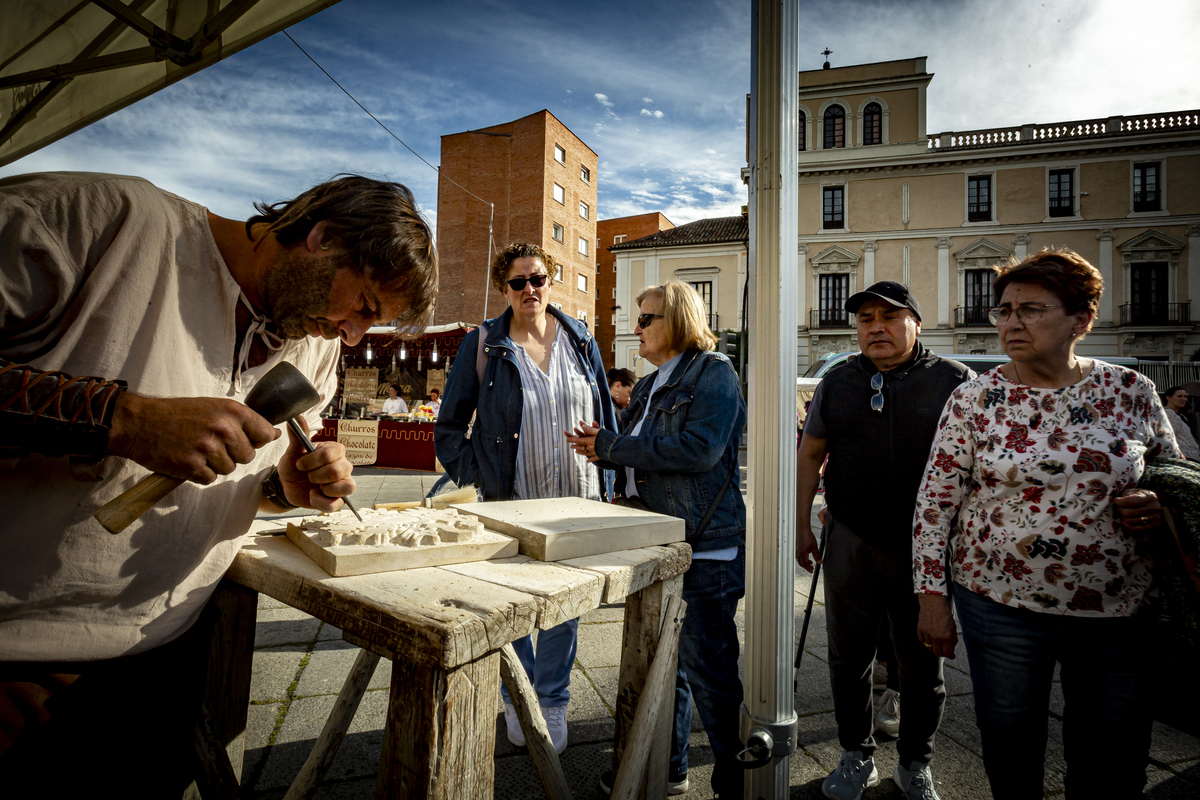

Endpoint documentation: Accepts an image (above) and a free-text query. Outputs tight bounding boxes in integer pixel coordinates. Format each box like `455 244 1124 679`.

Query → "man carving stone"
0 171 437 792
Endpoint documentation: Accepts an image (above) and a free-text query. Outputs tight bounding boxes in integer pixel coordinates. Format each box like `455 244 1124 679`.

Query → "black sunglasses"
637 313 664 329
506 273 549 291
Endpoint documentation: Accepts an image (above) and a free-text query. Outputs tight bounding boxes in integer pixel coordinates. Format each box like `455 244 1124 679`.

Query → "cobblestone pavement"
241 469 1200 798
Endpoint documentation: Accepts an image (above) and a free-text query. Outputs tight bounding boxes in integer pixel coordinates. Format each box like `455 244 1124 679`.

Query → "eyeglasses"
637 313 664 329
870 372 884 413
988 303 1063 325
506 274 549 291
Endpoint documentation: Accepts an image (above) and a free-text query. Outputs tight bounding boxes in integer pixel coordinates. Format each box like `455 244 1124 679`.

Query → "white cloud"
640 109 665 118
642 97 653 103
594 93 613 108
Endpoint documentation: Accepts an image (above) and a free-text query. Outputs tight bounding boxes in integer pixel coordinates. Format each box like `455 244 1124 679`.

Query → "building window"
577 310 588 323
862 103 882 146
963 269 995 325
551 301 563 310
1048 169 1074 217
553 183 565 204
823 105 845 148
554 144 565 164
799 110 806 151
578 237 588 256
690 281 714 329
611 312 617 325
577 274 588 292
555 263 564 282
1134 162 1161 212
1129 262 1169 323
552 223 564 242
818 274 850 327
613 234 626 245
968 176 992 222
612 287 616 298
823 185 845 229
580 165 591 183
580 201 589 220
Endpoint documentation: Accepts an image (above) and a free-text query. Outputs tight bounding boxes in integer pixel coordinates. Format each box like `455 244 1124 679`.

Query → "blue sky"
2 0 1197 232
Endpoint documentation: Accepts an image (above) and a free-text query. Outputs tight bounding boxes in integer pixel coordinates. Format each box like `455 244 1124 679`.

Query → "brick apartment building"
595 213 675 368
435 109 598 328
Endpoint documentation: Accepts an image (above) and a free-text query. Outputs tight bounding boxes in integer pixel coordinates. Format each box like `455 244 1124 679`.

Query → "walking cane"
794 520 830 692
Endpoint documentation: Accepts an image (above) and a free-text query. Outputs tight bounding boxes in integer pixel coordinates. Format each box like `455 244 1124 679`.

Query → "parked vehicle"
804 351 1139 381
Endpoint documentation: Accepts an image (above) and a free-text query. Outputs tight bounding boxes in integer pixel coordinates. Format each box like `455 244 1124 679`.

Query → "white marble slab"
450 498 684 561
286 507 517 576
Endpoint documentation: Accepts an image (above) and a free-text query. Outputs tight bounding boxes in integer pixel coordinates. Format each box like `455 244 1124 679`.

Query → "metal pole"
742 1 799 798
482 202 495 322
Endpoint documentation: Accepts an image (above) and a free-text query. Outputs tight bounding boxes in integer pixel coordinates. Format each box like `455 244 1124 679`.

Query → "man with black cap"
795 281 972 800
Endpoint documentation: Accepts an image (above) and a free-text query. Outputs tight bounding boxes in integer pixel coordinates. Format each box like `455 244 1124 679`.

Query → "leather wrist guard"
0 359 127 462
261 465 300 510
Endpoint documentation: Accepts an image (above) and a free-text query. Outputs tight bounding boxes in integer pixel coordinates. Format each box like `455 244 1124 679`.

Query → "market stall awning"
0 0 342 167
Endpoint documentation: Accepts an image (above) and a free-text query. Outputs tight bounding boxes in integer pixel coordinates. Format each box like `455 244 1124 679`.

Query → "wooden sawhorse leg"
613 575 683 800
374 651 501 800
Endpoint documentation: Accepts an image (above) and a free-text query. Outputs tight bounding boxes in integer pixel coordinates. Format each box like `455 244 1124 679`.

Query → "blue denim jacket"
594 349 746 552
434 306 616 501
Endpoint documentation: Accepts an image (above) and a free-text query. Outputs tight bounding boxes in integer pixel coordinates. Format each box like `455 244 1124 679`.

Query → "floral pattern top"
913 361 1180 617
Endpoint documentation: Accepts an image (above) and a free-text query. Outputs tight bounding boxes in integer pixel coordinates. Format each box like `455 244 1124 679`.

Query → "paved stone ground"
242 469 1200 799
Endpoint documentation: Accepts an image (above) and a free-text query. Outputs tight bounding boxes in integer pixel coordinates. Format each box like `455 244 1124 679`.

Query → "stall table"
208 528 690 799
313 418 437 471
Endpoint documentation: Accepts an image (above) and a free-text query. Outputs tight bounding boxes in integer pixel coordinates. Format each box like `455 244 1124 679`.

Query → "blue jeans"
954 585 1152 800
500 619 578 707
672 547 745 796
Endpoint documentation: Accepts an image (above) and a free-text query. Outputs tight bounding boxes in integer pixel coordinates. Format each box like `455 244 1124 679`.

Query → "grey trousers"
822 513 947 766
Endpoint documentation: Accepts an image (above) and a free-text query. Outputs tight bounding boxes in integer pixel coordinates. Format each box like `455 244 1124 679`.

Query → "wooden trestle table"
207 526 691 800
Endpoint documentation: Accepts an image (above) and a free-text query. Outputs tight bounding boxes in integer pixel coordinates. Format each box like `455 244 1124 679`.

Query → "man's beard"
264 250 342 340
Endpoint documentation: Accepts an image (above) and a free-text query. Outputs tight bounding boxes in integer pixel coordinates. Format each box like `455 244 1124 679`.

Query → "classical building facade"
595 213 675 369
795 57 1200 370
435 109 598 327
611 214 748 377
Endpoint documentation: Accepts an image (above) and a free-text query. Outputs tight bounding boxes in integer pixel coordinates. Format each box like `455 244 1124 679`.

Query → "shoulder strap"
475 322 490 388
693 456 739 541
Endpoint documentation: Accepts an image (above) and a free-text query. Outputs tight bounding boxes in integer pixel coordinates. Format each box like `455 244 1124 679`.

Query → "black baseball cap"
846 280 922 321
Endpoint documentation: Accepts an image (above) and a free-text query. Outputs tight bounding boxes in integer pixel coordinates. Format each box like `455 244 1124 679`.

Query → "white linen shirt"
511 321 600 502
0 173 339 660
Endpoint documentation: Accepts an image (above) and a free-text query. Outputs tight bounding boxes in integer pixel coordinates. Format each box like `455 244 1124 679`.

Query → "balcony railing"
955 307 993 327
927 110 1200 152
810 309 853 329
1120 303 1190 326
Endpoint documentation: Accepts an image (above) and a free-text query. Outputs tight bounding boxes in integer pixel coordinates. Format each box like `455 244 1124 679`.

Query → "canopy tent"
1 0 341 167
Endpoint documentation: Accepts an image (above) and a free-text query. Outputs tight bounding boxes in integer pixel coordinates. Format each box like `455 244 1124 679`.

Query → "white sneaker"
504 703 525 747
875 689 900 737
541 705 568 754
894 761 942 800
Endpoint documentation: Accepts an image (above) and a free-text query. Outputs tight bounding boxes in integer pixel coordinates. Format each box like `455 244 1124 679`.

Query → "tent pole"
742 1 799 797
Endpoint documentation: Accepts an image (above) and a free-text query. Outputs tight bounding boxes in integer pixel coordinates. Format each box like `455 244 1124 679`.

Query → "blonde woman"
567 281 746 797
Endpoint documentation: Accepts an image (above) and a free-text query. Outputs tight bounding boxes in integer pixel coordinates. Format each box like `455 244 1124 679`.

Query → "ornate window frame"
816 98 852 149
1118 229 1185 307
856 96 890 146
954 238 1011 321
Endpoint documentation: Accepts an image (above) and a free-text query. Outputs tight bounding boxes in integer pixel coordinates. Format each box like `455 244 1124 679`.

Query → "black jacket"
820 341 973 550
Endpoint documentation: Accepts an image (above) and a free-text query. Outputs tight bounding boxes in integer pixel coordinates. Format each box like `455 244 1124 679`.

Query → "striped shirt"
512 321 601 502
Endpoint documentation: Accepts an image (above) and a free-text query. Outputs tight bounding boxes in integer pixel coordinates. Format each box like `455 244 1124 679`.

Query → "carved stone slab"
451 498 685 561
286 507 517 577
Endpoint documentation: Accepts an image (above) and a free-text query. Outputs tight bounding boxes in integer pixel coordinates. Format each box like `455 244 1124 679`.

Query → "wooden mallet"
94 361 359 533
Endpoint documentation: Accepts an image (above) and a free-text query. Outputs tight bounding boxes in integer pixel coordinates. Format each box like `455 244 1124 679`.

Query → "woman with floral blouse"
912 248 1181 800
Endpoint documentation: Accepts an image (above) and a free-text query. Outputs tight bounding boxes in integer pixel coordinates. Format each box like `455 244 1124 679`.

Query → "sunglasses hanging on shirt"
870 372 885 412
